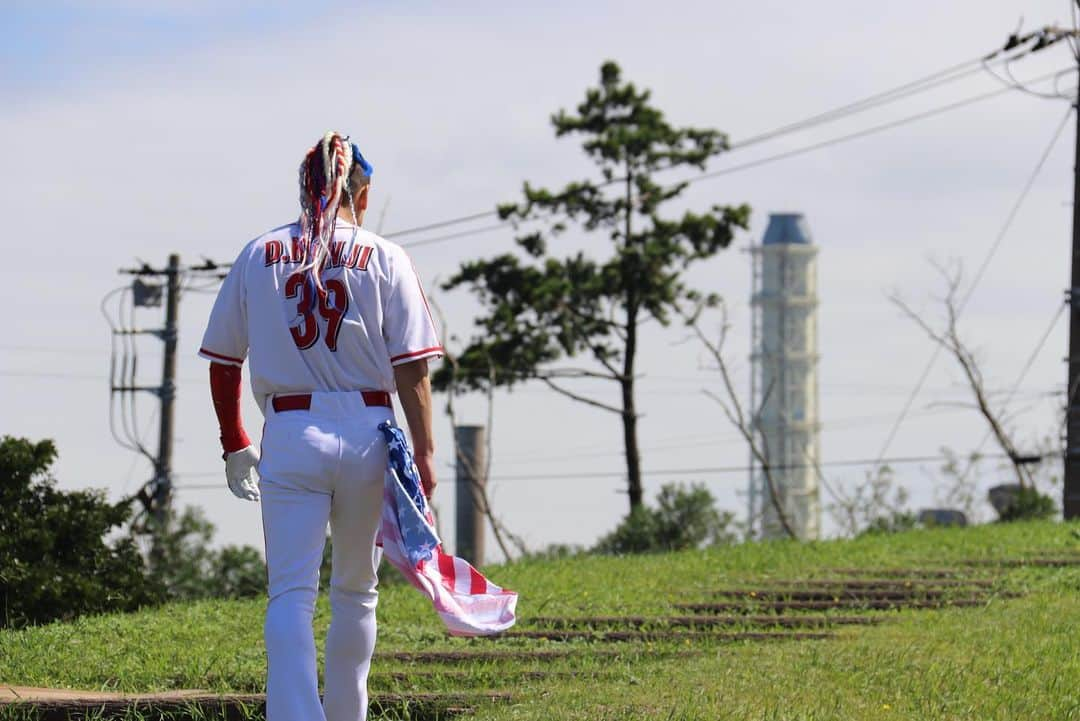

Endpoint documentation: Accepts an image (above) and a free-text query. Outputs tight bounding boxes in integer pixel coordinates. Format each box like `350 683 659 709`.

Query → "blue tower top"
762 213 813 245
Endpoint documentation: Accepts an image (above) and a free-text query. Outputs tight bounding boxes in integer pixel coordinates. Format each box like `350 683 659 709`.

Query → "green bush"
593 483 736 555
0 435 271 628
148 506 266 601
519 543 588 561
997 487 1057 523
0 436 162 628
859 510 918 536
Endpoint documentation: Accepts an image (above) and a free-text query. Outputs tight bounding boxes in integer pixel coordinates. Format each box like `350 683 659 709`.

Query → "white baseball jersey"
199 221 443 411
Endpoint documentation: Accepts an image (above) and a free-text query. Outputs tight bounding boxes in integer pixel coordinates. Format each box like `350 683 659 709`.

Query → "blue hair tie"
351 143 374 177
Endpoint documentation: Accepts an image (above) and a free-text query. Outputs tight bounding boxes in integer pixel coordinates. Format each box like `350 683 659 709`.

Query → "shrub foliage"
0 436 161 628
0 436 268 628
997 487 1057 523
593 482 736 554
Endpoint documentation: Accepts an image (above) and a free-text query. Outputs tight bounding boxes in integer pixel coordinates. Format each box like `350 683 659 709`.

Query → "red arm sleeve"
209 362 251 454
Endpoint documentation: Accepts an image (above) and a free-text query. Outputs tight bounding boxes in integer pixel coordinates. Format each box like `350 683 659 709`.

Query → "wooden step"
524 614 879 629
495 629 834 643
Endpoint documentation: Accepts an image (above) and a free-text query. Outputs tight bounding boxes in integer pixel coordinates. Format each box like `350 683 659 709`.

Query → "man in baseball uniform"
200 132 442 721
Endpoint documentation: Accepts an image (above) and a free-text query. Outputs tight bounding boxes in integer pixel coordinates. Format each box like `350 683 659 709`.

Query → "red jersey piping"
390 346 444 363
199 347 245 364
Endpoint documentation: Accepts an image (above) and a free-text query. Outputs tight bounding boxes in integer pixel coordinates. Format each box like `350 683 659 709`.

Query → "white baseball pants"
258 391 393 721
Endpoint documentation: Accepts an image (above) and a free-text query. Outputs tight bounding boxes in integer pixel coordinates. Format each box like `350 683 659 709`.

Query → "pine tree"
436 61 749 511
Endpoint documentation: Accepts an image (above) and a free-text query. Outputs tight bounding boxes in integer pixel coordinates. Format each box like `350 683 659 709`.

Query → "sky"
1 0 1076 560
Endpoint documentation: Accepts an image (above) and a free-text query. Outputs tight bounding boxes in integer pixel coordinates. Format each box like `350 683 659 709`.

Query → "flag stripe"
453 557 472 595
438 551 456 590
469 566 486 595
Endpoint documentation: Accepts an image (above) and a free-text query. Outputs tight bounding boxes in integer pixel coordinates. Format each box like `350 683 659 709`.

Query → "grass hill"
2 520 1079 720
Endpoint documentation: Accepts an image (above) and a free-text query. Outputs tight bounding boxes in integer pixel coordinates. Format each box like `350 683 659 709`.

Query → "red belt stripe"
272 391 391 413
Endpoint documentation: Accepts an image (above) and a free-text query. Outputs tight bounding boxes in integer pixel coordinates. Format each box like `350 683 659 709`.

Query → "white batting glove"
225 445 261 502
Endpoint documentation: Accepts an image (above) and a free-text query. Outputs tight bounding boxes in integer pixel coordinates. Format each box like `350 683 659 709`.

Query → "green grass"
2 520 1079 720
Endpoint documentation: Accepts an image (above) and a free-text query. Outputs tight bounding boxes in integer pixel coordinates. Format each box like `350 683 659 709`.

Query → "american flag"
376 422 518 637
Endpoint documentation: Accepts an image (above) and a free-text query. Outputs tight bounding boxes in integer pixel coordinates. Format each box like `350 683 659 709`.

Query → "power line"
1001 302 1069 411
872 104 1074 465
441 406 970 469
483 406 994 470
385 210 498 240
399 222 507 249
173 450 1054 491
0 370 114 381
0 344 109 356
0 369 205 383
681 68 1069 187
727 51 1004 151
384 44 1060 250
396 66 1068 252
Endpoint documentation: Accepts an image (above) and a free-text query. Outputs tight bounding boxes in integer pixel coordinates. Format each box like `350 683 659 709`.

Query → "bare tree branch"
540 377 625 415
889 262 1032 489
685 302 797 539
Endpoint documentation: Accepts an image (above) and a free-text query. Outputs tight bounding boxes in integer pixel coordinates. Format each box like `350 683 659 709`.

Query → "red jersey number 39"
286 274 349 352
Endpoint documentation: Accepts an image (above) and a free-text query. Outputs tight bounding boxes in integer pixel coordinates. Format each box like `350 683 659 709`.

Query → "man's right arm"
393 358 437 497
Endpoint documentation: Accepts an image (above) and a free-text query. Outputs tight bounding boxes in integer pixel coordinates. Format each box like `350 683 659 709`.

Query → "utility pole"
454 425 486 565
151 254 180 530
1067 66 1080 519
113 254 226 553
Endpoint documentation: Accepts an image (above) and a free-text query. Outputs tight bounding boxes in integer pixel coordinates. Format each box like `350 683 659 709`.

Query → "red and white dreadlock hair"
297 131 366 294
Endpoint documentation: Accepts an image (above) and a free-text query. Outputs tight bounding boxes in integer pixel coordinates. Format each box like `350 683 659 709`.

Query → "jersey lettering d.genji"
199 222 443 411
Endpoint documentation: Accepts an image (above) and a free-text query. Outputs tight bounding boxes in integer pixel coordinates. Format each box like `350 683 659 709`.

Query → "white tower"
749 213 821 540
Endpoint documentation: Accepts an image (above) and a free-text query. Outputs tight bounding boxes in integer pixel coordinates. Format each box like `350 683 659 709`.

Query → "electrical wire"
385 210 500 240
1000 302 1068 412
0 369 205 384
485 405 972 468
728 50 1020 152
983 57 1075 101
395 66 1070 252
112 287 156 462
980 28 1074 101
119 287 148 458
126 287 156 462
181 272 227 296
99 286 126 332
0 370 113 380
99 282 158 463
872 105 1074 466
172 449 1053 491
387 46 1061 249
400 222 509 249
681 68 1070 188
103 287 143 457
385 52 1000 242
171 405 997 483
0 344 107 356
121 406 159 496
